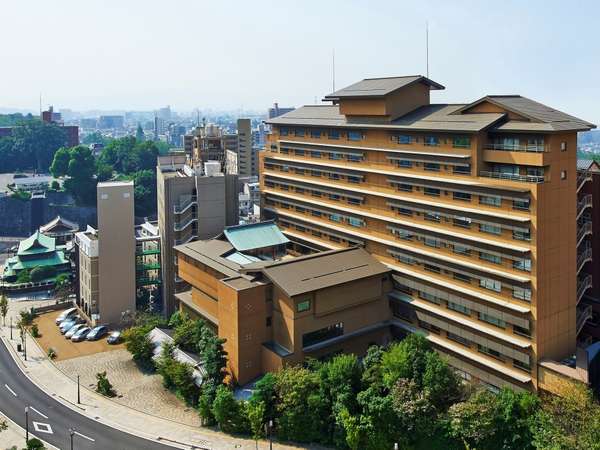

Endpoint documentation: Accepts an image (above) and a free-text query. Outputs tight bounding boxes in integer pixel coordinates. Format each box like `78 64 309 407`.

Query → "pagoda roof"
17 231 56 256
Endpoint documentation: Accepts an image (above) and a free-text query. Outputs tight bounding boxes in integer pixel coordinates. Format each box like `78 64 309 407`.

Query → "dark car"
107 331 122 345
86 325 109 341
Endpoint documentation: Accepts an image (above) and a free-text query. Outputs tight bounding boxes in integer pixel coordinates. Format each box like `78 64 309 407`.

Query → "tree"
16 269 31 284
53 273 72 303
82 131 110 146
30 266 57 282
136 124 145 142
95 162 113 182
212 385 248 433
132 169 157 217
50 180 60 191
199 327 227 386
0 293 8 326
391 378 435 438
123 326 155 370
50 146 97 204
96 371 116 397
24 437 46 450
246 400 266 448
250 373 277 422
381 333 431 388
0 418 6 433
11 121 67 171
49 147 70 176
173 316 205 353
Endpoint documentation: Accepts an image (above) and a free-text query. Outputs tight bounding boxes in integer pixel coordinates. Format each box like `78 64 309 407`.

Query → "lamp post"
69 428 74 450
10 316 12 339
394 444 399 450
77 375 80 404
24 406 29 443
23 328 27 361
268 419 273 450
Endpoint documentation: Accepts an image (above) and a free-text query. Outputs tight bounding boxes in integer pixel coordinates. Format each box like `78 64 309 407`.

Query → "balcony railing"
484 143 546 153
577 247 593 275
577 221 593 247
576 304 593 335
577 195 593 219
577 171 592 193
174 217 197 232
479 171 544 183
577 274 593 303
174 234 197 246
174 196 197 214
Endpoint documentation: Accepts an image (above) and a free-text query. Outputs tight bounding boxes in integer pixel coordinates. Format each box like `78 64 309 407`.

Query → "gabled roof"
17 231 56 255
223 221 289 252
577 158 600 171
259 247 390 298
39 215 79 234
455 95 596 132
324 75 444 100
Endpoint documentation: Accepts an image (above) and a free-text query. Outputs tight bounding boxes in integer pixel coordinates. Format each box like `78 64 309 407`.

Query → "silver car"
65 323 87 339
71 327 91 342
55 308 77 325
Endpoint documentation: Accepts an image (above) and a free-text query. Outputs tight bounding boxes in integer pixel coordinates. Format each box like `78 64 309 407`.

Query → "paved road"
0 341 178 450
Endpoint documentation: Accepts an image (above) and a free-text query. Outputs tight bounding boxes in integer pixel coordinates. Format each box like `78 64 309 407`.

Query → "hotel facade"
260 75 596 391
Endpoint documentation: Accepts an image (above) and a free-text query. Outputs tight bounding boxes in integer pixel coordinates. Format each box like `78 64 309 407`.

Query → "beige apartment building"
237 118 256 176
157 155 239 315
75 181 136 326
260 75 596 392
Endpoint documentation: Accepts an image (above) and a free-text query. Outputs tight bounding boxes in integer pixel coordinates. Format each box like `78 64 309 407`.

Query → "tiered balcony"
483 143 546 153
577 220 593 248
576 304 593 335
479 171 544 183
577 171 592 193
577 195 592 220
577 274 593 304
174 196 197 214
577 246 593 275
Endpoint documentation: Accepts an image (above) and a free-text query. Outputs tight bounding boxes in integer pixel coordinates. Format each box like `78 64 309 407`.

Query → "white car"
65 323 87 339
55 308 77 325
71 327 91 342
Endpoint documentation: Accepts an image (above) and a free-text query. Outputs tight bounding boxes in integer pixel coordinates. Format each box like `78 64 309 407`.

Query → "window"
561 170 567 180
453 244 471 256
419 320 441 334
347 130 362 141
424 212 441 222
453 191 471 202
480 223 502 235
280 127 289 136
328 193 340 201
513 324 531 338
560 141 567 152
397 183 413 192
424 187 441 197
527 167 544 178
424 136 440 146
514 359 531 372
347 197 361 206
397 159 413 168
329 129 340 140
478 344 502 359
513 259 532 272
347 154 362 162
396 254 415 265
310 129 321 138
513 287 532 302
480 195 501 207
329 152 342 160
294 128 305 137
424 163 440 172
513 198 530 211
394 134 412 145
447 332 471 347
479 312 506 328
419 291 442 305
348 217 364 228
302 322 343 347
330 214 342 223
297 299 311 312
348 175 361 184
453 136 471 148
448 301 470 315
294 149 305 157
513 229 531 241
479 252 501 265
453 217 472 229
424 237 441 248
454 272 472 283
424 264 441 274
393 229 413 241
397 207 413 217
453 165 471 175
329 173 340 180
311 150 322 158
480 277 501 292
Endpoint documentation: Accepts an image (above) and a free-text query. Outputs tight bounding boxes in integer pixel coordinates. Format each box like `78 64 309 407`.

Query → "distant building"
268 102 295 119
135 220 161 309
39 215 79 245
41 106 79 147
80 118 97 129
98 115 124 129
157 155 239 315
12 175 54 193
237 119 256 177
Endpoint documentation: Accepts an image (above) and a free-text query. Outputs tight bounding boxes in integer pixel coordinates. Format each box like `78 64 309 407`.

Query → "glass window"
453 217 472 229
478 344 503 359
424 163 440 171
294 128 305 137
347 197 361 205
448 301 470 315
310 129 321 138
479 252 502 265
480 223 502 235
479 312 506 328
479 278 502 293
297 299 311 312
393 229 413 241
347 175 361 184
513 198 530 211
453 165 471 175
302 322 343 347
424 136 440 146
419 320 441 334
480 195 501 207
513 229 531 241
513 259 532 272
328 193 340 201
311 210 321 217
513 324 531 338
397 207 413 216
397 183 412 192
348 217 364 228
424 237 441 248
347 154 362 162
424 264 441 274
329 152 343 160
330 214 342 223
328 129 340 140
329 173 340 180
295 149 305 156
453 136 471 148
396 253 415 265
397 159 413 168
347 130 362 141
424 212 441 222
394 134 412 144
453 244 471 256
447 332 471 347
454 272 471 283
311 151 322 158
419 291 442 305
280 127 289 136
513 287 532 302
424 187 440 197
514 359 531 372
453 191 471 202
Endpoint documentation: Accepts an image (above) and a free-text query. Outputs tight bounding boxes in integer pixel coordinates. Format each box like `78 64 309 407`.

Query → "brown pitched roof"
324 75 444 100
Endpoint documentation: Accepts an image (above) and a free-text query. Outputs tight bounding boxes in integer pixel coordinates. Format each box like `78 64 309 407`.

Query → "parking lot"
33 310 124 361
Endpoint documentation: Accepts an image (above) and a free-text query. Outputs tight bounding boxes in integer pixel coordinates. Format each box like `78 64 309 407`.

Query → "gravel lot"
56 349 202 427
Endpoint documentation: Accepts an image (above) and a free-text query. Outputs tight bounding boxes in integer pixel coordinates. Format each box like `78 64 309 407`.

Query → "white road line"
29 406 48 419
4 384 17 397
74 431 95 442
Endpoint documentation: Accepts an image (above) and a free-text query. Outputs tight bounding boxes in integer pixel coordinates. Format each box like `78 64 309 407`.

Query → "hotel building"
260 75 596 391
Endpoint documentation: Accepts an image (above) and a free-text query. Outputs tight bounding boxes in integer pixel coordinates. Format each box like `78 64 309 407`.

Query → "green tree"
200 327 227 386
12 121 67 171
95 162 113 182
0 293 8 326
96 371 116 397
136 124 145 142
246 400 266 448
16 269 31 284
381 333 431 388
212 385 248 433
50 145 97 204
50 180 60 190
249 373 277 421
49 147 70 176
82 131 109 146
23 437 46 450
123 326 155 370
53 273 72 303
29 266 57 282
173 316 205 352
132 169 157 217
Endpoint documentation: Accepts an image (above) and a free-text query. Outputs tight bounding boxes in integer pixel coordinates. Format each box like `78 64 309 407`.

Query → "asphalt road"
0 341 178 450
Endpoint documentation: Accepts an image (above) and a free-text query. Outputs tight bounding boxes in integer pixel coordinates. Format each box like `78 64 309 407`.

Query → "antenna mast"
426 21 429 78
332 49 336 92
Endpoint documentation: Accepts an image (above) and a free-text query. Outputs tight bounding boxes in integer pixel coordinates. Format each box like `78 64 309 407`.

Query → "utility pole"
77 375 81 404
69 428 74 450
426 21 429 78
25 406 29 443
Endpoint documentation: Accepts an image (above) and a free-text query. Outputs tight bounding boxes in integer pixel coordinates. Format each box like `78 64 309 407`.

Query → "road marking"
4 384 17 397
32 421 53 434
30 406 48 419
73 430 95 442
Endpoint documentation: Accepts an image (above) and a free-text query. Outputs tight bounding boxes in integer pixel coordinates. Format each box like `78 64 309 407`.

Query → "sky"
1 0 599 123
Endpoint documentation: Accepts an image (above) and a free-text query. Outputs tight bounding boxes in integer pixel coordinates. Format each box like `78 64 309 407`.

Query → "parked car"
59 317 84 334
65 323 87 339
86 325 109 341
107 331 122 345
71 327 91 342
55 308 77 325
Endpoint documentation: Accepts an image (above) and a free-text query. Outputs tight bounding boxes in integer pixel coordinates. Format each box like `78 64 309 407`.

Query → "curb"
0 406 58 450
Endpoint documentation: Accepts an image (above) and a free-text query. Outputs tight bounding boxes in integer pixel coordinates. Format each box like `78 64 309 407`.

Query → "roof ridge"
262 246 359 269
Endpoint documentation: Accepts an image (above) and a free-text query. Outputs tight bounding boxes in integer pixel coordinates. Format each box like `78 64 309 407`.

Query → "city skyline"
2 0 600 124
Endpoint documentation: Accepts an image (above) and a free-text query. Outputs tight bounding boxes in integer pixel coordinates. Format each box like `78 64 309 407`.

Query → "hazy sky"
2 0 599 123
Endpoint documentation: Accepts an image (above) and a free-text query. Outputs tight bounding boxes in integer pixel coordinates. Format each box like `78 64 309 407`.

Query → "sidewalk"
1 301 315 450
0 412 58 450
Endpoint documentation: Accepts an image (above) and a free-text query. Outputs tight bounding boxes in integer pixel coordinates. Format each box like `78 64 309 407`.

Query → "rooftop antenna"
332 48 336 92
426 21 429 78
39 93 42 117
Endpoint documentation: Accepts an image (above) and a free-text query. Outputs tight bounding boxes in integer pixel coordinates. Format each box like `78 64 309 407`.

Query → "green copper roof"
18 231 56 255
223 221 289 252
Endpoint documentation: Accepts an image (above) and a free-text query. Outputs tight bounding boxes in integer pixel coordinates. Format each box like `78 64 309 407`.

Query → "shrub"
16 269 31 284
96 371 116 397
47 348 57 359
30 266 57 282
30 323 40 338
24 437 45 449
50 180 60 190
212 385 248 434
123 326 155 370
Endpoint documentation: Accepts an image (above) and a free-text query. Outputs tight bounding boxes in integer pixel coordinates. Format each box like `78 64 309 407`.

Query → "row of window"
264 179 364 206
280 147 364 163
302 322 344 348
395 160 472 176
280 127 363 141
278 219 361 247
390 134 471 148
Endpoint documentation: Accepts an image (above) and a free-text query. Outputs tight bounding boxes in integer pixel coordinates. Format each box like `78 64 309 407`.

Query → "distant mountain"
579 130 600 144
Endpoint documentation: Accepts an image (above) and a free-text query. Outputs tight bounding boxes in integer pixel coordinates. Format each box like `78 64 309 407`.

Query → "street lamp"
268 419 273 450
394 444 399 450
77 375 80 404
69 428 74 450
24 406 29 442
